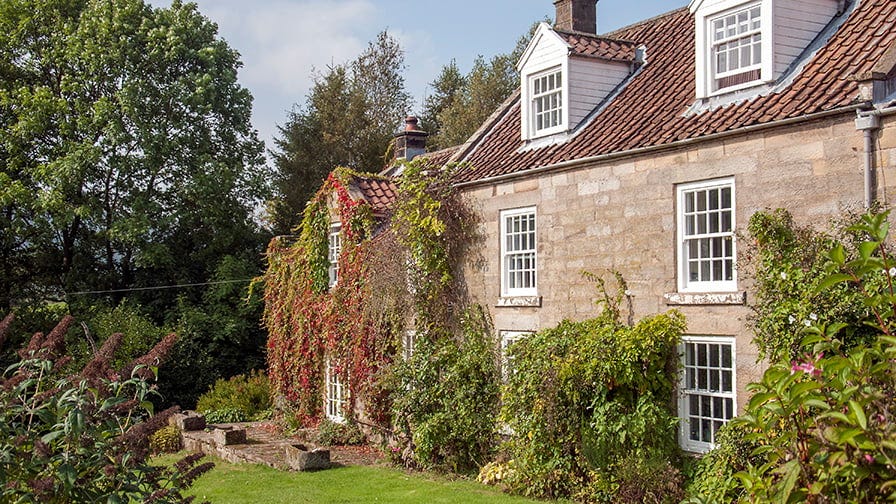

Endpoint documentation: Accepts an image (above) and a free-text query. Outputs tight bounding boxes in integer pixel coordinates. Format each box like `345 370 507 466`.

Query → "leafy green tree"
424 23 538 150
434 54 519 149
0 0 269 312
270 30 411 234
419 60 464 150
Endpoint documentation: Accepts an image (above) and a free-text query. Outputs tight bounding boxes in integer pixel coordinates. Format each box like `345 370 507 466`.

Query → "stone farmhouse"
321 0 896 453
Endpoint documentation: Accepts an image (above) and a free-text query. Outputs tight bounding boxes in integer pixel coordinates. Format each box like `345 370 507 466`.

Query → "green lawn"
154 453 541 504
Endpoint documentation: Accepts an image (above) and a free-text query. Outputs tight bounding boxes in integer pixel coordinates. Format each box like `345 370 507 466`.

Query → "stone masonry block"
213 427 246 447
285 444 331 471
170 412 206 431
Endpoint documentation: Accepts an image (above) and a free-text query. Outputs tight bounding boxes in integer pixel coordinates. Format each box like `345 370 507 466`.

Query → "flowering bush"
0 313 212 503
730 211 896 502
687 211 896 503
743 209 876 361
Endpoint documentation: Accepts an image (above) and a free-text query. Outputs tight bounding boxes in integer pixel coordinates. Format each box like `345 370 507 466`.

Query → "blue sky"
146 0 686 156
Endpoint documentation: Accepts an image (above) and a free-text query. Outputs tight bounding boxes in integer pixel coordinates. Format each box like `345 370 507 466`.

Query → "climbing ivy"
263 167 382 424
262 160 488 441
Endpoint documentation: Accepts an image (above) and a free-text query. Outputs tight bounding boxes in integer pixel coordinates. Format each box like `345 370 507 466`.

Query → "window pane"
701 396 712 416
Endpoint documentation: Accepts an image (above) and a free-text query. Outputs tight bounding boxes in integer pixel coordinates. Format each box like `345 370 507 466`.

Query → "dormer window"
531 68 564 135
711 4 762 90
517 20 640 143
692 0 843 100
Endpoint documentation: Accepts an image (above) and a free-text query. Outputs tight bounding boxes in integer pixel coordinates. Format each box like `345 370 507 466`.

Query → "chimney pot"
394 115 428 162
554 0 597 34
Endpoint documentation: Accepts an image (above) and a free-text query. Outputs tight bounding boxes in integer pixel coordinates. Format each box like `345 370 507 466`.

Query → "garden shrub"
0 313 212 502
203 407 247 424
684 210 896 502
743 208 875 361
196 370 272 422
390 307 500 473
683 421 759 503
317 418 365 446
500 273 685 501
150 426 183 454
477 460 516 487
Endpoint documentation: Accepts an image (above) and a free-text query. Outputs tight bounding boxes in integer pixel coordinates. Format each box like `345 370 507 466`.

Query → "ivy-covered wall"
262 161 498 465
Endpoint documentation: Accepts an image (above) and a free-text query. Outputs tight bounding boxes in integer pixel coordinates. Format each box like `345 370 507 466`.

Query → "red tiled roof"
421 146 461 167
556 30 638 62
453 1 895 184
353 176 397 214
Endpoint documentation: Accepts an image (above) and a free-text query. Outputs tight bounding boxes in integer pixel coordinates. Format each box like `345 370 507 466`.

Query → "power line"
65 278 255 296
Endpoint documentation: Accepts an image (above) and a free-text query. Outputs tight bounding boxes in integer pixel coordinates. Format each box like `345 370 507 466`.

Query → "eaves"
453 102 867 189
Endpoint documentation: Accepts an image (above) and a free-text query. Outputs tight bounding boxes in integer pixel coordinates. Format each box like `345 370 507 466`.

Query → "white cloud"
203 0 376 97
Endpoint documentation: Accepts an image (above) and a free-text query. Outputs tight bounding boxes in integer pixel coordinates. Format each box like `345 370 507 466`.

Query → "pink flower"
865 454 874 464
790 352 823 376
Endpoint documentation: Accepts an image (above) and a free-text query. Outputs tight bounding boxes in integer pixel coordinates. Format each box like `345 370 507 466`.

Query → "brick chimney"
393 116 427 161
554 0 597 34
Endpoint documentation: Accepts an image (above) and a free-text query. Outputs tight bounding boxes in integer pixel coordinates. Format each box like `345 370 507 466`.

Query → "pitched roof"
353 176 397 214
555 30 639 62
421 146 461 167
452 0 896 184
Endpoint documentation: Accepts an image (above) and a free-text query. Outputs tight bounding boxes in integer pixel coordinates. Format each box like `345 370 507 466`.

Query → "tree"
419 60 465 150
269 30 411 234
0 0 269 313
424 22 540 150
433 53 519 149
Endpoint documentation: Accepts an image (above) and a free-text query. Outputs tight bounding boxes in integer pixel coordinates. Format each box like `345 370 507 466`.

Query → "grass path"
154 453 542 503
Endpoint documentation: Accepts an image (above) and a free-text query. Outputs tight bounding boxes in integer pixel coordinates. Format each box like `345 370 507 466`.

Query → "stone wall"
460 111 896 412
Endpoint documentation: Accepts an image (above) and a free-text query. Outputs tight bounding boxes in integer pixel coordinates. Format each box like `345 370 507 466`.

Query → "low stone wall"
173 413 331 471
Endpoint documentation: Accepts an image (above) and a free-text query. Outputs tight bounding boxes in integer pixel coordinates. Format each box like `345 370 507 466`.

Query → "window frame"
328 224 341 288
500 206 538 297
693 0 773 98
678 335 737 453
325 359 347 423
711 4 763 82
676 177 737 293
528 66 566 138
500 330 533 380
403 330 416 361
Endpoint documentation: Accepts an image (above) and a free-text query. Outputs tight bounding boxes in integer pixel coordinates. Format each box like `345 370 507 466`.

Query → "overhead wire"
65 278 255 296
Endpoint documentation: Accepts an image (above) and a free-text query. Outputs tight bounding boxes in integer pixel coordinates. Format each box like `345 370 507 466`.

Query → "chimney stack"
554 0 597 34
394 116 427 162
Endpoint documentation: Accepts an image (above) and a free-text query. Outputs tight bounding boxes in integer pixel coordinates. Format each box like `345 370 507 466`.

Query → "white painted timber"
568 58 631 127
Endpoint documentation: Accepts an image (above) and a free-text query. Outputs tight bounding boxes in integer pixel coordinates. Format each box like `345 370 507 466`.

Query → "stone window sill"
496 296 542 308
663 292 746 306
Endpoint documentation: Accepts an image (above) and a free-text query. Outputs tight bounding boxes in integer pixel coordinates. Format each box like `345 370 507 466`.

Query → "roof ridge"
602 6 689 38
553 28 640 46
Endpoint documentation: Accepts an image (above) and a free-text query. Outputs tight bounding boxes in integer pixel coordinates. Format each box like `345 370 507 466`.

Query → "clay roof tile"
446 1 895 184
